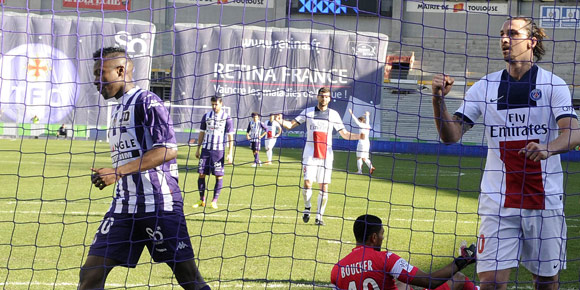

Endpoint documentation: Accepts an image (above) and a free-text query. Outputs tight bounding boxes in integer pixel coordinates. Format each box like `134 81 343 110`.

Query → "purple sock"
213 178 223 201
198 178 206 201
254 152 260 163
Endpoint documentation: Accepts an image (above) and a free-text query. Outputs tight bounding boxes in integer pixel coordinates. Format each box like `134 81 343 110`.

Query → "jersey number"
348 278 379 290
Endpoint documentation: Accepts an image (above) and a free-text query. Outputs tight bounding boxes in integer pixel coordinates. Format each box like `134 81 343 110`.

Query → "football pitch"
0 138 579 289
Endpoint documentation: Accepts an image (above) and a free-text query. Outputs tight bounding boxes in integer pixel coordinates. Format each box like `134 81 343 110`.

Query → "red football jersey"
331 246 418 290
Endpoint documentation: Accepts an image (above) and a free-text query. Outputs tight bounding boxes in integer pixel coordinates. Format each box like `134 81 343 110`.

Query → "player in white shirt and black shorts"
276 87 360 226
432 17 580 290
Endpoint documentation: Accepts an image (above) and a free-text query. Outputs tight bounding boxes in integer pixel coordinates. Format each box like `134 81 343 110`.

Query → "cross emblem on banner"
27 58 49 80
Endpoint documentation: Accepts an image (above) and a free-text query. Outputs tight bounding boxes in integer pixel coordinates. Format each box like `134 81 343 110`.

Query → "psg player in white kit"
348 109 375 175
276 87 360 226
432 17 580 290
80 47 210 290
264 113 283 165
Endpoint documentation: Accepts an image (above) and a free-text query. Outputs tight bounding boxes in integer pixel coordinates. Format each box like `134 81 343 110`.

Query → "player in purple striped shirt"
193 95 234 209
79 47 210 290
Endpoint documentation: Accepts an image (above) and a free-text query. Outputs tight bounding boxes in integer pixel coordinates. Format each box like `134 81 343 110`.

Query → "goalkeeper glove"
454 241 476 270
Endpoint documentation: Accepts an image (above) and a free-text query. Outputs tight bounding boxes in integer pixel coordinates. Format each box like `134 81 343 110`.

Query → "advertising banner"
0 12 155 127
406 1 508 15
540 6 580 29
173 0 273 9
63 0 131 11
173 24 388 136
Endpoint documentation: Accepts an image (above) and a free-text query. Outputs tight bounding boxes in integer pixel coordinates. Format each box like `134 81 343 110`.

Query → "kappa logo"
177 241 189 250
0 43 78 123
530 89 542 101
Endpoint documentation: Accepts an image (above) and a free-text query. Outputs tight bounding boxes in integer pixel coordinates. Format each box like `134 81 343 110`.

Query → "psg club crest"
529 89 542 101
0 43 79 123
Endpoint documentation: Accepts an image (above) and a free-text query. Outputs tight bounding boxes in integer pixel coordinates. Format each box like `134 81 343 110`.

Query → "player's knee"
78 267 105 289
534 274 558 290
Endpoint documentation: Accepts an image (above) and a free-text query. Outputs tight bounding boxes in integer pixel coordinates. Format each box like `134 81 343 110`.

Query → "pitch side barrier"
271 135 580 162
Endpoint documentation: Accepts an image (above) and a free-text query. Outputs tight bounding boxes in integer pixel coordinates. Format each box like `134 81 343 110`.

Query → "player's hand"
432 74 454 97
454 241 476 270
519 142 549 162
91 168 120 190
195 148 201 159
226 153 233 164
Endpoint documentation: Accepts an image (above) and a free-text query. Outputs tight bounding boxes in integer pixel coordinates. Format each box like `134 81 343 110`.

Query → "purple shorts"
198 149 225 176
250 141 261 152
88 210 194 268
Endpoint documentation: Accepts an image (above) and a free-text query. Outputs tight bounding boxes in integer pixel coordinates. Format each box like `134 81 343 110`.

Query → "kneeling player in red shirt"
331 214 478 290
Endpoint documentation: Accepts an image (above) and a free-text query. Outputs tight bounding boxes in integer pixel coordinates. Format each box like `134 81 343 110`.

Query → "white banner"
0 12 155 126
173 0 274 9
540 6 580 29
406 1 508 15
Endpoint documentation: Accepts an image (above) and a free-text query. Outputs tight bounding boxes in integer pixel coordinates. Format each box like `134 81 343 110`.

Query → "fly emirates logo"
490 112 548 138
309 120 329 132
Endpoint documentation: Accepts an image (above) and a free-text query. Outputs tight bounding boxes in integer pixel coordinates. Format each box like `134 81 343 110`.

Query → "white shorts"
476 208 567 276
356 141 370 159
265 138 277 150
303 157 333 184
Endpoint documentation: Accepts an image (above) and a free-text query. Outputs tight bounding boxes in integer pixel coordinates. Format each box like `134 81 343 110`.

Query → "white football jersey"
266 120 282 139
455 65 577 212
352 117 371 146
294 106 345 162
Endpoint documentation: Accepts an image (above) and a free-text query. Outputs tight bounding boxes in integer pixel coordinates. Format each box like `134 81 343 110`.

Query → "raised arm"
348 108 363 127
432 74 471 144
364 111 370 126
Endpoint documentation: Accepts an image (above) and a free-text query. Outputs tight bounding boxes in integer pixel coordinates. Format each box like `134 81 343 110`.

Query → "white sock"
316 191 328 220
302 188 312 209
364 159 373 169
357 159 363 172
266 148 273 162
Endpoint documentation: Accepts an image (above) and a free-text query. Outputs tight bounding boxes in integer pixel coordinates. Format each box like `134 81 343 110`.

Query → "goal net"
0 1 579 289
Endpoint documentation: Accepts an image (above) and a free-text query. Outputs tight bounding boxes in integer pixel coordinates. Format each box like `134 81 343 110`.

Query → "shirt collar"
116 86 141 104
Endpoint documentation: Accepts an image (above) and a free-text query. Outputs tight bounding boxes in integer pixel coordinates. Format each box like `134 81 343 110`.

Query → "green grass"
0 138 579 289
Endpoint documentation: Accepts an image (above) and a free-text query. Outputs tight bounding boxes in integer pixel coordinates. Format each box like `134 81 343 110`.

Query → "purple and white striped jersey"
108 87 182 214
200 110 234 151
246 120 267 142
